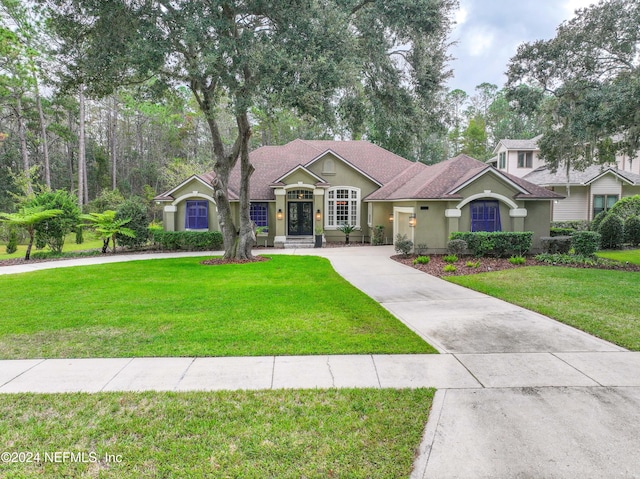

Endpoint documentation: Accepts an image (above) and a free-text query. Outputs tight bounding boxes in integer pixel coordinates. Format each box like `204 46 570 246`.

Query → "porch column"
164 205 177 232
313 188 325 235
445 208 461 236
274 188 286 248
510 208 527 232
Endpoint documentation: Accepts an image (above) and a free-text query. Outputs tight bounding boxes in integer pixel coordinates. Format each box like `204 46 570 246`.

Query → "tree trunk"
78 85 86 208
15 96 32 195
34 76 51 188
25 228 35 260
235 113 255 260
110 95 118 190
67 111 75 191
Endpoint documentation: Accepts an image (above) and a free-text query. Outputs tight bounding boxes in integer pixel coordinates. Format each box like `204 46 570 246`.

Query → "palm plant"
337 223 357 245
80 210 135 253
0 206 63 260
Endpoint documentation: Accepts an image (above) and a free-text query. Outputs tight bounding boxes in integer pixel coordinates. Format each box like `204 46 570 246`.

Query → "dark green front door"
288 202 313 235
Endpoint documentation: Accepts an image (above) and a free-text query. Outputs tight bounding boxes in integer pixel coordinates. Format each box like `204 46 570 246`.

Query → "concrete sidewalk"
1 246 640 478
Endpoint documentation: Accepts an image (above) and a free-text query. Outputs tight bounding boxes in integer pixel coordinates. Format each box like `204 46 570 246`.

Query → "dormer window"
517 151 533 168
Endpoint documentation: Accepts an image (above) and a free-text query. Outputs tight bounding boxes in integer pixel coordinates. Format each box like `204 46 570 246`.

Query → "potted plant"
337 223 357 245
314 226 324 248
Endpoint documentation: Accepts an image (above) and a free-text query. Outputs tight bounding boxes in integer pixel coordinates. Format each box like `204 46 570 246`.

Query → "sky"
446 0 596 94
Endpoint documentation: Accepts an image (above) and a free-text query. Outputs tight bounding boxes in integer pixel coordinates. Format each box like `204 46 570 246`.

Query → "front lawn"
0 255 435 358
0 388 434 478
448 266 639 350
0 233 104 260
597 248 640 265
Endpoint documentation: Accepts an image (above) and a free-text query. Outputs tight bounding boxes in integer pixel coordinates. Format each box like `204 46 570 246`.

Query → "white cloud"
454 5 469 27
563 0 595 17
465 27 496 56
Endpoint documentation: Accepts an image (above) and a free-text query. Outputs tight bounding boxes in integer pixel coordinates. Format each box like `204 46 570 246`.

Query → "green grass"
597 248 640 265
0 233 104 260
0 255 435 358
448 266 640 350
0 388 434 478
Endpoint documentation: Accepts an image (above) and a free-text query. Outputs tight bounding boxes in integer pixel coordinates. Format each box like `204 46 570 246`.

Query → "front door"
288 202 313 235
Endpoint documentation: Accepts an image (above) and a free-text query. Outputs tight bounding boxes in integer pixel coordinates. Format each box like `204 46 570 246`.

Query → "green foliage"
508 255 526 265
465 260 480 268
599 214 624 250
80 210 136 253
75 226 84 244
571 231 601 256
443 264 457 273
443 254 458 263
115 198 149 248
590 211 608 232
550 227 575 237
551 220 589 231
415 243 428 255
447 239 467 255
394 234 413 257
624 216 640 246
413 255 430 265
541 236 572 254
30 190 80 254
449 231 533 257
87 188 126 213
154 230 223 251
0 206 63 260
6 227 17 254
370 225 385 246
608 195 640 221
535 253 598 266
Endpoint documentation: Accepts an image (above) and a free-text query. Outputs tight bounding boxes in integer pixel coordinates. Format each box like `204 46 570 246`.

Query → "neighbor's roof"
493 134 542 154
524 164 640 187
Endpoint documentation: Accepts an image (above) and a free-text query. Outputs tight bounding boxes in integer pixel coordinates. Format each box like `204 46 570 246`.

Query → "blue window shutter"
186 200 208 229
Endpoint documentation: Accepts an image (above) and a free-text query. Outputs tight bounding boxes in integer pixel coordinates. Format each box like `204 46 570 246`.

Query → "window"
326 187 360 228
287 189 313 200
185 200 208 229
471 200 501 232
498 152 506 169
517 151 533 168
250 203 268 229
593 195 618 218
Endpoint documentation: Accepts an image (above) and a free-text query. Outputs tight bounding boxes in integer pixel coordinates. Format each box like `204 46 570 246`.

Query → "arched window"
326 187 360 228
471 200 501 232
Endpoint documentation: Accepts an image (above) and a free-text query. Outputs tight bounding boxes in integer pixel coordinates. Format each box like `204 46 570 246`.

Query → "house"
487 135 640 222
155 139 561 252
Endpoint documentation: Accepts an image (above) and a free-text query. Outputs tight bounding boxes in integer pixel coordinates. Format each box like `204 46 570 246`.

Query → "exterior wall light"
409 214 416 227
277 209 283 220
389 213 394 222
316 209 322 221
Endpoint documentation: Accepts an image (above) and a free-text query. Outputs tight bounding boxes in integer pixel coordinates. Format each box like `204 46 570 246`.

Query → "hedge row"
154 230 224 251
449 231 533 257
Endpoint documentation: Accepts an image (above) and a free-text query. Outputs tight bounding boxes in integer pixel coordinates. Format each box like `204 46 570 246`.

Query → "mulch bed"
392 254 640 278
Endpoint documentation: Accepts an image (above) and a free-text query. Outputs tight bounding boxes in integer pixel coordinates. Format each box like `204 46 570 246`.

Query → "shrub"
394 234 413 256
115 198 149 249
590 211 608 232
413 255 430 265
30 190 81 254
154 230 223 251
571 231 601 256
551 220 589 231
607 195 640 221
371 225 385 246
6 227 17 254
550 227 575 237
599 213 624 250
75 226 84 244
509 255 526 265
443 264 457 273
443 254 458 263
87 188 126 213
449 231 533 257
535 253 597 266
624 215 640 246
415 243 428 255
465 260 480 268
540 236 572 254
447 239 467 255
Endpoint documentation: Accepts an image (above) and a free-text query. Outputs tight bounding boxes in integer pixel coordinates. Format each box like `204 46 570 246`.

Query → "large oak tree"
44 0 454 259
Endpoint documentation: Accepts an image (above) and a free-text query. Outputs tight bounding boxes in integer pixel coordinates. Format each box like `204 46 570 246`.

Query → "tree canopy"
506 0 640 172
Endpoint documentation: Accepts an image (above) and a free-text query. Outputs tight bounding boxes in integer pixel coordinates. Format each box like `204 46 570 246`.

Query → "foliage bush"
508 255 526 265
550 227 575 237
540 236 572 254
6 227 17 254
443 264 457 273
449 231 533 257
447 239 467 255
115 198 149 248
154 230 223 251
443 254 458 263
589 211 608 232
75 226 84 244
534 253 598 266
413 255 430 265
571 231 601 256
394 234 413 256
87 188 126 213
598 213 624 250
607 195 640 221
415 243 428 255
465 260 480 268
371 225 385 246
551 220 589 231
624 215 640 246
30 190 80 254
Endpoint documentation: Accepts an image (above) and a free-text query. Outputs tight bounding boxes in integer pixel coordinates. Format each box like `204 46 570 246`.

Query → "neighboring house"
487 135 640 222
155 139 561 252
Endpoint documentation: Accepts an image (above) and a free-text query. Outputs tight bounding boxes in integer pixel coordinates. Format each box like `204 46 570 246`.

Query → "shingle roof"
493 134 542 153
524 164 640 186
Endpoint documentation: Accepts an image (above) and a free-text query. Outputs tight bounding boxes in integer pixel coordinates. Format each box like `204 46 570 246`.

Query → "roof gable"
273 164 326 185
